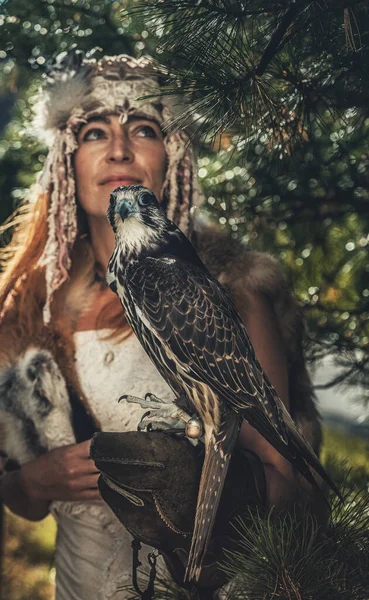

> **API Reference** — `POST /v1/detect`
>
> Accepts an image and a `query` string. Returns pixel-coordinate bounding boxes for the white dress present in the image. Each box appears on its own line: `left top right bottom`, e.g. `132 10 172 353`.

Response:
51 329 173 600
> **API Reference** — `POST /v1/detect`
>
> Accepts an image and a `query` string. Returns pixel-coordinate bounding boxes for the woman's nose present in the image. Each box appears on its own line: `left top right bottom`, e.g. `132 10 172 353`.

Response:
107 135 133 162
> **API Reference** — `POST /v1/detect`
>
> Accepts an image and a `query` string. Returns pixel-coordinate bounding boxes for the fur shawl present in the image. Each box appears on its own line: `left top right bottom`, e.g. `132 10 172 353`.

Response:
0 226 321 467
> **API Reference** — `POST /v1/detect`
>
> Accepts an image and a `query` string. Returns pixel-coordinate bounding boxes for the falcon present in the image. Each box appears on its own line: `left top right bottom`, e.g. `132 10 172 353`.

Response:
106 185 339 583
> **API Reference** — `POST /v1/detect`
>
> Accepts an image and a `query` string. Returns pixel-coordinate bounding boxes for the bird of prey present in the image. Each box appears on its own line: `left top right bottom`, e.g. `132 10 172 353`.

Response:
106 185 340 583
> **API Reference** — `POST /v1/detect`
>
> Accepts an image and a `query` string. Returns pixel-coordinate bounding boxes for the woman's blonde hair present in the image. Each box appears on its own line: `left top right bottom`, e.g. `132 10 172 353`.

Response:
0 195 50 335
0 192 129 339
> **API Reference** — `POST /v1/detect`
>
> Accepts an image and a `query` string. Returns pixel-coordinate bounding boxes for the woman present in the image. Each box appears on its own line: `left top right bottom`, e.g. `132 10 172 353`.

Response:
0 52 321 599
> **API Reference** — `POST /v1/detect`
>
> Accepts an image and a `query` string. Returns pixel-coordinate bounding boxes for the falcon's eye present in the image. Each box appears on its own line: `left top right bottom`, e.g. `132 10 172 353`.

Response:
138 193 153 207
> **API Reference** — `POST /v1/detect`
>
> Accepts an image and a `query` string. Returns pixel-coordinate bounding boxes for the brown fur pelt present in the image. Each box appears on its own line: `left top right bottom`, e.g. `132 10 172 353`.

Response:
0 239 99 464
0 226 321 466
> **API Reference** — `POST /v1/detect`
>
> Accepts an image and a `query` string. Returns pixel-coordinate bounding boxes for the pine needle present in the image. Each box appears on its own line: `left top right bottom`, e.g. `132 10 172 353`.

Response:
125 0 369 156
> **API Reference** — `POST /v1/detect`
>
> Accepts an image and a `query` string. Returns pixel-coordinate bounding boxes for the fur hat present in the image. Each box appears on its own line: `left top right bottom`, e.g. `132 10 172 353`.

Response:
35 50 202 322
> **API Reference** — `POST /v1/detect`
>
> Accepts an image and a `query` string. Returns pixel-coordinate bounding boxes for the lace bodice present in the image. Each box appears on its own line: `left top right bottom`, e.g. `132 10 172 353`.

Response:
52 329 173 600
74 328 173 432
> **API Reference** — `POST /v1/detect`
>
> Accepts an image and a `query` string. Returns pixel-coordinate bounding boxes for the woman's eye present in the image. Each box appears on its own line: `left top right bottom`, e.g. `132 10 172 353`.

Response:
136 125 157 138
81 127 107 142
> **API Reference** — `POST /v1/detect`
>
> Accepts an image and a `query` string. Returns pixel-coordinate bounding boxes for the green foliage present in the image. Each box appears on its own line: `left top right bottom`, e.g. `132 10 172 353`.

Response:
220 488 369 599
3 510 56 600
322 429 369 490
196 119 369 398
0 0 134 80
130 0 369 148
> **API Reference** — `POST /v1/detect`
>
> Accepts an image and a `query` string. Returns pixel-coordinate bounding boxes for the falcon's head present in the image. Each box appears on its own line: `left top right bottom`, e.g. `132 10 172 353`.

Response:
107 185 170 254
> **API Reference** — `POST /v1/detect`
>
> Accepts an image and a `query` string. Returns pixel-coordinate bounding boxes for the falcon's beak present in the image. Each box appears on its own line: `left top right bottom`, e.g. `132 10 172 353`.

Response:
115 198 137 222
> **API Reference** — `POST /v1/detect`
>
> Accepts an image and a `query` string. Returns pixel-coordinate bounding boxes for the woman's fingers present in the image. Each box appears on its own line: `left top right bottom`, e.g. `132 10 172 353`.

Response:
65 473 100 494
63 440 100 473
20 440 102 501
76 439 95 458
78 488 103 501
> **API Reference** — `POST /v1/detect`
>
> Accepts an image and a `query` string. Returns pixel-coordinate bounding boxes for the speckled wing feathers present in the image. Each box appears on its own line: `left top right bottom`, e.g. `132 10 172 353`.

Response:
126 257 288 443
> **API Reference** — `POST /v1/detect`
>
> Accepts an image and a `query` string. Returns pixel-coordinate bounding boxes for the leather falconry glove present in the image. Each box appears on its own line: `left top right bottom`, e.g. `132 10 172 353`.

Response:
90 431 266 597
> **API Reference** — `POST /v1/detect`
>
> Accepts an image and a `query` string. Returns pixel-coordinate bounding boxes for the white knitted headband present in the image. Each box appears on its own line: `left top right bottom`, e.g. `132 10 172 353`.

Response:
35 51 202 322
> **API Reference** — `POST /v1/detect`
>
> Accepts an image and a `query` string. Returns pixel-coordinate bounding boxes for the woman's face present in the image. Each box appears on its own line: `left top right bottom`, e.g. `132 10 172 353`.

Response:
74 114 167 219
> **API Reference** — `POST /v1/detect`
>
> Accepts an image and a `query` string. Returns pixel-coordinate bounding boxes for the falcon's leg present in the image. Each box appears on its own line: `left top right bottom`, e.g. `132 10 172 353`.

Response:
119 393 204 445
120 393 187 431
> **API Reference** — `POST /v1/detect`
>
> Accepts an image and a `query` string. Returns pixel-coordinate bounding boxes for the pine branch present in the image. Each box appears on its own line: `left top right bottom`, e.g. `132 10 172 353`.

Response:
127 0 369 151
220 483 369 599
314 358 369 389
254 0 308 77
122 476 369 599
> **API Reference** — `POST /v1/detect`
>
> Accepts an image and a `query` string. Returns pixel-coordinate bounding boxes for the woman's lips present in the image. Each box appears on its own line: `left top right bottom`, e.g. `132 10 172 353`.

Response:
100 177 141 187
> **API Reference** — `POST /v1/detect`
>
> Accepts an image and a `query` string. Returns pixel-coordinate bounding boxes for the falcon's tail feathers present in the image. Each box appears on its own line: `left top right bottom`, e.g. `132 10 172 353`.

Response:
184 438 233 583
289 426 343 502
245 401 342 502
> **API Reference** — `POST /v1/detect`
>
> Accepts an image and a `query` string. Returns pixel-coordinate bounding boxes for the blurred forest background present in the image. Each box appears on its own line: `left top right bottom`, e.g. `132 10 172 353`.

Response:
0 0 369 598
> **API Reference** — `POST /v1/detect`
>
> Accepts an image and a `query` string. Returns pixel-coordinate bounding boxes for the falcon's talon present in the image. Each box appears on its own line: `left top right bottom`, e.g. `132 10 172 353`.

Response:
144 392 166 403
119 392 203 445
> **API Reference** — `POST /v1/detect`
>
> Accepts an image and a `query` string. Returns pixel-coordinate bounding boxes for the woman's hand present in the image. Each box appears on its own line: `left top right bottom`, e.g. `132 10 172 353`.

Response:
22 440 100 501
1 440 100 521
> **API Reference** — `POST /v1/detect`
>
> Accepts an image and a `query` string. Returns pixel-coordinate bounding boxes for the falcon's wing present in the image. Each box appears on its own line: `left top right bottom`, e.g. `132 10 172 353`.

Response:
126 255 289 446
